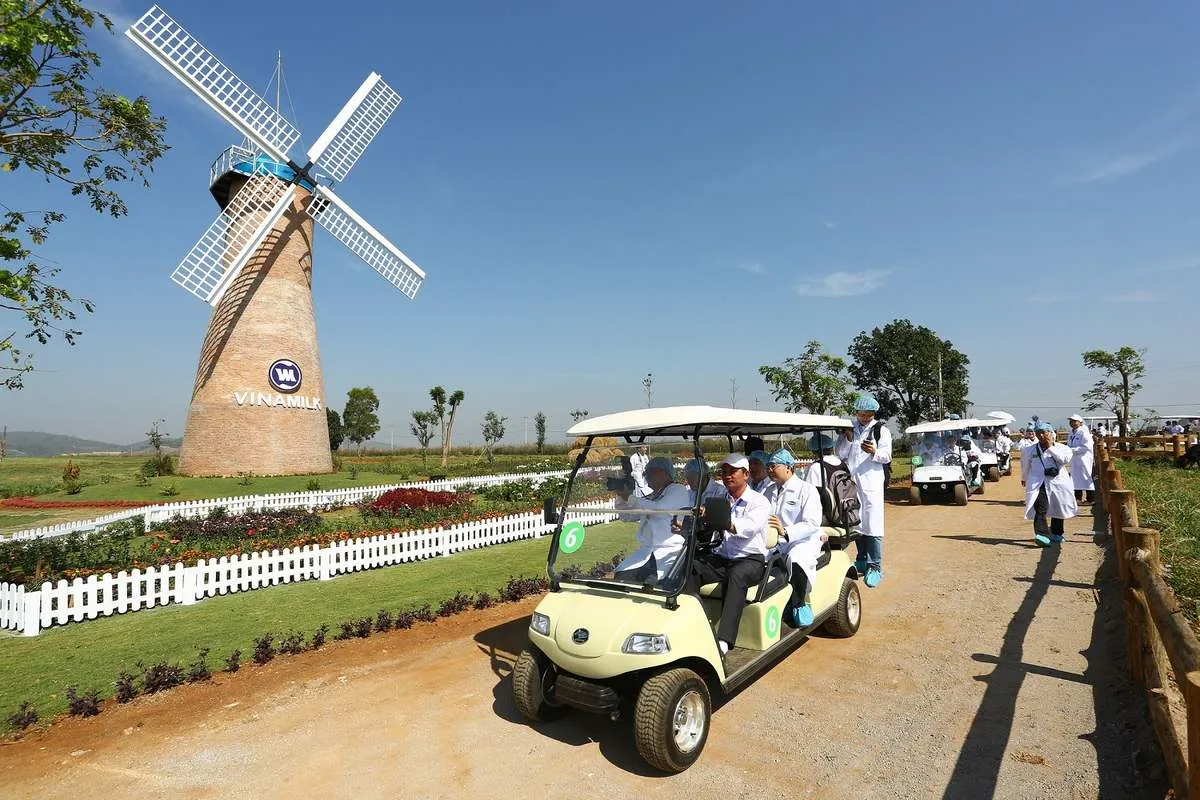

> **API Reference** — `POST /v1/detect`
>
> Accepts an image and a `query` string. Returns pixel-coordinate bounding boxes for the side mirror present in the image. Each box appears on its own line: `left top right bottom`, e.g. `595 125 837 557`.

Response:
702 497 731 533
911 456 923 467
542 498 558 525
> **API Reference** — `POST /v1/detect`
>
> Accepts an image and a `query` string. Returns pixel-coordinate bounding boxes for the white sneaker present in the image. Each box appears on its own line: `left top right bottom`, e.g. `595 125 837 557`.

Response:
718 640 730 655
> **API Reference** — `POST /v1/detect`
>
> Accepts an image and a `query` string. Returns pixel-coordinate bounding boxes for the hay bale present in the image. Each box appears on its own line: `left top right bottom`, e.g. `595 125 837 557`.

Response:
566 436 625 464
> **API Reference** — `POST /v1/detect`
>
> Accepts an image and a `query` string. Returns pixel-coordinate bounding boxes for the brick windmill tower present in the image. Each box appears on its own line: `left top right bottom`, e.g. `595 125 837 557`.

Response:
126 6 426 476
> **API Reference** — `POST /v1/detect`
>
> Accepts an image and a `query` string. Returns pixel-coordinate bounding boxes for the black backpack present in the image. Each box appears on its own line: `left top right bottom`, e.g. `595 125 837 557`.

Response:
817 461 862 529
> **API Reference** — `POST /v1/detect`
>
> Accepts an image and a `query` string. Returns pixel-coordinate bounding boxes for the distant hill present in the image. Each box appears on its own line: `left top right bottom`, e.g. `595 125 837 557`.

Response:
0 431 182 457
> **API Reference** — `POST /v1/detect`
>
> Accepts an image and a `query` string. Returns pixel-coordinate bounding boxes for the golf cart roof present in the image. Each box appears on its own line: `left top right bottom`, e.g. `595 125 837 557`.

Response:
985 410 1016 423
566 405 852 438
905 418 1000 434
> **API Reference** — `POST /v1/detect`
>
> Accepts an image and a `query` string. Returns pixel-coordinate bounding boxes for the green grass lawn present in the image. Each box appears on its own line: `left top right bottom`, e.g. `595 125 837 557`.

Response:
0 521 635 731
1120 461 1200 621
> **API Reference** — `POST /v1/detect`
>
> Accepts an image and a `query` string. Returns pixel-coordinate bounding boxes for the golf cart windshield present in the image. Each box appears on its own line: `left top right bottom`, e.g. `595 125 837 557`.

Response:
907 419 974 467
544 406 852 599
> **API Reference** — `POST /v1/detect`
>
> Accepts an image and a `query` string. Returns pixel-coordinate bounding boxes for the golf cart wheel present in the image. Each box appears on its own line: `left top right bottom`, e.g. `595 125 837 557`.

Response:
822 577 862 638
974 480 985 496
909 486 922 505
634 668 711 773
512 647 564 722
953 484 969 506
985 466 1001 482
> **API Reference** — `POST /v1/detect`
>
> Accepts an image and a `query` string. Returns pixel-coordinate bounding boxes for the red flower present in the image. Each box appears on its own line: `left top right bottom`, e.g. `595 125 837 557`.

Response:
150 543 159 550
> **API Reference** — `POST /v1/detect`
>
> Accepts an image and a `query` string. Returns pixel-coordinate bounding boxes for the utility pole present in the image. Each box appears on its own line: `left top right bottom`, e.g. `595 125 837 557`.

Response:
522 416 530 446
937 350 944 418
729 378 738 408
642 373 653 407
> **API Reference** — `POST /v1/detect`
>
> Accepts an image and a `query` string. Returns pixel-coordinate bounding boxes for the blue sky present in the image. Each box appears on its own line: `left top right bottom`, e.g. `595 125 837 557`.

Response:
4 0 1200 445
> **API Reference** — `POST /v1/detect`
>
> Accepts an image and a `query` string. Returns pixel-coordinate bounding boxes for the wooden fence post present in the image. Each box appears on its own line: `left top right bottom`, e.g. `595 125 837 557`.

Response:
1174 435 1186 460
1109 489 1135 584
1186 670 1200 799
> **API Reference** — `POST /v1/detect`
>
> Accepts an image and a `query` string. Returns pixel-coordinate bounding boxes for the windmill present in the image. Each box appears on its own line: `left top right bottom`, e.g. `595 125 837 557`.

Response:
125 5 426 476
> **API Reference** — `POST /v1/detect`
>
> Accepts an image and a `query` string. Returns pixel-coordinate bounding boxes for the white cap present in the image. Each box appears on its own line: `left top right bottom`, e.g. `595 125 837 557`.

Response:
721 453 749 470
1068 414 1084 422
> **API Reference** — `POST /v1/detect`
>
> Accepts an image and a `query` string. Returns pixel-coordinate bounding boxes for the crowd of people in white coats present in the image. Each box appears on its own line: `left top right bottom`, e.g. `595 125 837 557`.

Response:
1013 414 1095 547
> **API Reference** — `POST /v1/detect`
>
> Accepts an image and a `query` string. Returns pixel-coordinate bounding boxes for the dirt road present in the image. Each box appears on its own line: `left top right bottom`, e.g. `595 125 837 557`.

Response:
0 472 1165 799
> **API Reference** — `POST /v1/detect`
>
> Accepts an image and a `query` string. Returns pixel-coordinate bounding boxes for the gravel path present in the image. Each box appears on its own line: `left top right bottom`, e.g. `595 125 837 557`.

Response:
0 469 1166 799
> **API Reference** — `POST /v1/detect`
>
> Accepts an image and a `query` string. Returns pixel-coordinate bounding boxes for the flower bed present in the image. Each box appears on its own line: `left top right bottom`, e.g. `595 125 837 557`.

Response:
0 497 150 510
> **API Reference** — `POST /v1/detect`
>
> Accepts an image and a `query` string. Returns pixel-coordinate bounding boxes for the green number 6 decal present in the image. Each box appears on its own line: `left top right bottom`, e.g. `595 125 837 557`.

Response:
559 521 585 554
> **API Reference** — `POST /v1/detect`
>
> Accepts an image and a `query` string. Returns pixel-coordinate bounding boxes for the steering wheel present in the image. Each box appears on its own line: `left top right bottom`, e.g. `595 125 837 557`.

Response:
942 453 962 467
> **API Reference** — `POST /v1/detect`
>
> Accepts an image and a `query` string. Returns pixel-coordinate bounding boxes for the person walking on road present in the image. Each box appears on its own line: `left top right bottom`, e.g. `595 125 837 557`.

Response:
1067 414 1095 504
1021 422 1078 546
836 394 892 587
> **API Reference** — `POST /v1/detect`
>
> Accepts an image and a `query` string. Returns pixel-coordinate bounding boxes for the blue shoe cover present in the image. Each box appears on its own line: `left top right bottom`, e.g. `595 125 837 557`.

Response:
854 558 869 575
1050 533 1064 544
791 604 814 627
1034 533 1051 547
865 567 883 588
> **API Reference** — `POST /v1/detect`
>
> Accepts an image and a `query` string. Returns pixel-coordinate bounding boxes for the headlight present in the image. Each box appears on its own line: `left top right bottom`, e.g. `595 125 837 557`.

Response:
622 633 670 654
531 612 551 636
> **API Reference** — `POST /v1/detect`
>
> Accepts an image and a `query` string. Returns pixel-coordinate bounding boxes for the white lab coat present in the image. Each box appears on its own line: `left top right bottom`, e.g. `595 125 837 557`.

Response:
629 451 650 495
1016 437 1037 451
835 420 892 538
1021 443 1078 521
996 434 1013 453
1067 425 1095 491
763 475 823 593
714 487 771 560
751 475 772 494
614 482 691 579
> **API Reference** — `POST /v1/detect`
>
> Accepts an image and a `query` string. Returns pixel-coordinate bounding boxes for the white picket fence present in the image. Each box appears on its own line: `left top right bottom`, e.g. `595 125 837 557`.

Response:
4 468 586 542
0 498 619 636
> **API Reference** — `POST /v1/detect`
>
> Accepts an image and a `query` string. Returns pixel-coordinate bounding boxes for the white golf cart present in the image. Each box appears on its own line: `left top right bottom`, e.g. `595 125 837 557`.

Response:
906 418 985 505
965 419 1010 482
512 407 860 773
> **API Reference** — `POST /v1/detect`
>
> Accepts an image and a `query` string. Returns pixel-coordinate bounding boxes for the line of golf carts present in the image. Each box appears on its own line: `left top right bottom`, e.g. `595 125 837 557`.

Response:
906 412 1015 506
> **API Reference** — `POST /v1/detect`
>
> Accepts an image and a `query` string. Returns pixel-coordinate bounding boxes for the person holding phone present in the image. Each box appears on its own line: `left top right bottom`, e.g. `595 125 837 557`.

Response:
835 394 892 587
1020 422 1078 546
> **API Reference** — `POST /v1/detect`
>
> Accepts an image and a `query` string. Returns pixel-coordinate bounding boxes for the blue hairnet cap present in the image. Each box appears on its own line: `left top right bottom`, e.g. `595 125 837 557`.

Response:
748 449 769 465
853 394 880 412
767 448 796 466
809 433 835 451
960 433 973 441
644 456 675 480
1034 422 1054 432
683 457 708 477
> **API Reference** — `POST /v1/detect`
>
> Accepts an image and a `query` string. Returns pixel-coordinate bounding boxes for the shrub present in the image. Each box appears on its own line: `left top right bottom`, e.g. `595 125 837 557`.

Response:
99 474 114 484
115 670 140 703
133 473 151 487
159 483 180 497
305 479 321 491
353 617 372 638
374 609 393 632
438 591 473 617
331 454 343 472
66 685 101 717
278 631 306 655
62 460 81 483
413 603 436 623
187 648 212 682
335 620 355 641
252 633 276 665
394 609 416 629
481 479 538 504
349 465 359 480
237 471 255 486
365 487 468 519
224 650 242 672
498 575 551 603
63 479 83 495
473 592 494 610
141 454 175 478
7 701 38 730
310 624 329 650
141 661 184 694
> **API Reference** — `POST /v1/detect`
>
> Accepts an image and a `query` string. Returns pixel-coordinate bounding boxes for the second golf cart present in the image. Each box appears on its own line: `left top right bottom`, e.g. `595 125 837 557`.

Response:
511 406 861 773
906 417 986 505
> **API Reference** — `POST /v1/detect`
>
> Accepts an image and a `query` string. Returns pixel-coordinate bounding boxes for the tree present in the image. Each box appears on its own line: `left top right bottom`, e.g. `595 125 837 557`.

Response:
410 409 437 463
1 2 168 389
569 409 590 423
1081 346 1147 438
847 320 970 430
430 386 465 467
481 411 507 463
759 340 857 415
342 387 380 454
642 373 653 406
325 408 344 451
534 411 546 454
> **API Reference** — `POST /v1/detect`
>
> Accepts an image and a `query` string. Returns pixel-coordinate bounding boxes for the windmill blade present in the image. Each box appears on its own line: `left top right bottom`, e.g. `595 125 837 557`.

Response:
306 73 402 183
171 167 297 306
306 186 425 299
126 5 299 163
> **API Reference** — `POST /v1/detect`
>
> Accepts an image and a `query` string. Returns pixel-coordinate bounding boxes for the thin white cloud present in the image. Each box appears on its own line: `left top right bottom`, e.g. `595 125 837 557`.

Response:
1107 290 1162 303
795 270 888 297
1067 140 1190 184
738 261 767 275
821 220 836 230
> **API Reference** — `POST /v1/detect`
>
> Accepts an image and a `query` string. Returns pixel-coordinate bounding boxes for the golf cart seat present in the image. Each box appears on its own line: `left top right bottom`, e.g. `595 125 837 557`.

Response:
698 523 788 601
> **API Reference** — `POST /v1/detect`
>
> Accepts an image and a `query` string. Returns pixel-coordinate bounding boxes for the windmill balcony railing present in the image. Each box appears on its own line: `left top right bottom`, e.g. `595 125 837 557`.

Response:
209 144 258 189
